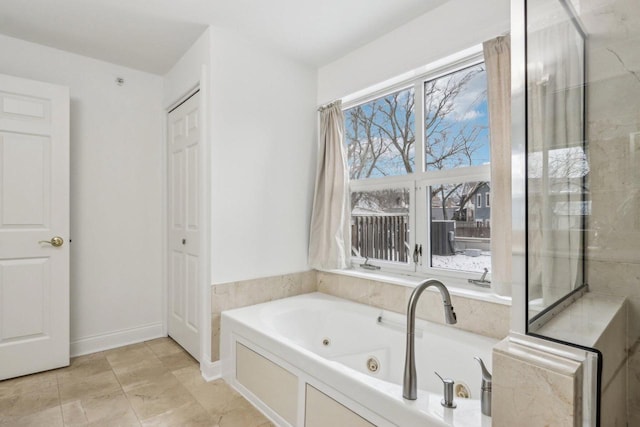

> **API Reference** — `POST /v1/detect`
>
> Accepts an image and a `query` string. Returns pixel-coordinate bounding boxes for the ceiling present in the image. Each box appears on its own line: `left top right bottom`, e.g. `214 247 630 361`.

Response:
0 0 447 75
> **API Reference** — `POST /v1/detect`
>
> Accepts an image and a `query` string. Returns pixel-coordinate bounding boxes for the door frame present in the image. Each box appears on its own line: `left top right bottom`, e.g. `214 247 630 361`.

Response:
163 65 213 377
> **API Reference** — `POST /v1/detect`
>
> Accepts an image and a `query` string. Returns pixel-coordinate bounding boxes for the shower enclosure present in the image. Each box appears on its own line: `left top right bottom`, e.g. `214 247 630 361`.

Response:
516 0 640 424
525 0 587 328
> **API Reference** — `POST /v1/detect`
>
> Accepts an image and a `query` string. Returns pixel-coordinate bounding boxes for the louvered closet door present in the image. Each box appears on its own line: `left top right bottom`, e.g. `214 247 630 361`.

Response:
167 91 200 361
0 73 70 380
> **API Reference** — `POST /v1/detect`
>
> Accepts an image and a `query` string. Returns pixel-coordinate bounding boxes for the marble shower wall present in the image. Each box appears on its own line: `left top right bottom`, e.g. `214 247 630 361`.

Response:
581 0 640 423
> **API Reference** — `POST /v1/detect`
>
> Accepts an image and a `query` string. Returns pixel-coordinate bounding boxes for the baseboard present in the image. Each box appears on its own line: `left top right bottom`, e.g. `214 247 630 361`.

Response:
201 359 221 381
70 322 165 357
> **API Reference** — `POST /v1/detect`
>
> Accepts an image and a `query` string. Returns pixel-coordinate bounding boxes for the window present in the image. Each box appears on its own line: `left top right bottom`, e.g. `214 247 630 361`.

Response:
486 192 490 207
351 187 411 264
344 87 415 180
345 56 491 276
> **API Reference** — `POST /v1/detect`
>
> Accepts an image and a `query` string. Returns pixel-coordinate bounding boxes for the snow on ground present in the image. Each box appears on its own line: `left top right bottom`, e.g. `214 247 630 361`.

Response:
432 253 491 273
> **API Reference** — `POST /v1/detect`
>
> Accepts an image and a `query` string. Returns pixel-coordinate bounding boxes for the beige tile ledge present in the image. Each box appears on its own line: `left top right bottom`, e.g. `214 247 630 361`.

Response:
319 268 512 306
535 293 626 347
493 335 586 376
535 293 627 387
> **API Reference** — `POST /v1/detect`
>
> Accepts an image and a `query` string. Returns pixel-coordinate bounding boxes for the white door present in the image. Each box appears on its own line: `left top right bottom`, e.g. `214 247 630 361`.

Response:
167 91 200 361
0 74 70 380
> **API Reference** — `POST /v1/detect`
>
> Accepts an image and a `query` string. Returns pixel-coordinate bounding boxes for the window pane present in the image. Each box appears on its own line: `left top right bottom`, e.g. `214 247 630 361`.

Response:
430 182 491 273
351 188 410 263
344 88 415 179
424 64 490 171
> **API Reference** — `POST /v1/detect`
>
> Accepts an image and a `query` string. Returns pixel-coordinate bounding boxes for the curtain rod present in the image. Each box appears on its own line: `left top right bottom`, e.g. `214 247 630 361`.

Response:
317 100 341 112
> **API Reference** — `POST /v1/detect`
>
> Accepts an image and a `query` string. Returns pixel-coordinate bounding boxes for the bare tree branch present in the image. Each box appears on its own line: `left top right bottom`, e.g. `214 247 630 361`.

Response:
346 65 487 212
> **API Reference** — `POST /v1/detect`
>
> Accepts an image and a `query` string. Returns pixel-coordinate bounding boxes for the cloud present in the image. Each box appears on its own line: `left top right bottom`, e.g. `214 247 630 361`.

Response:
459 110 482 121
430 64 488 123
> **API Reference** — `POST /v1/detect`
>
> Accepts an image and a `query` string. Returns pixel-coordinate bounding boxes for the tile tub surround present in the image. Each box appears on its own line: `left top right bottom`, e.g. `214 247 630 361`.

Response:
492 338 584 427
0 338 272 426
211 271 317 360
212 270 510 362
317 271 510 340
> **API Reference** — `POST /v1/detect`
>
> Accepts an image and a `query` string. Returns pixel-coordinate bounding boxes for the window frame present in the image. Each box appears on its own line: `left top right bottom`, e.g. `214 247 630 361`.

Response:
349 176 416 274
344 47 491 281
415 165 490 279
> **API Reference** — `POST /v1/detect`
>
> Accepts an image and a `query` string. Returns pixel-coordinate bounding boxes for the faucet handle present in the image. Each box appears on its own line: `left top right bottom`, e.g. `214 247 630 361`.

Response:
474 357 492 417
434 371 457 409
474 357 492 389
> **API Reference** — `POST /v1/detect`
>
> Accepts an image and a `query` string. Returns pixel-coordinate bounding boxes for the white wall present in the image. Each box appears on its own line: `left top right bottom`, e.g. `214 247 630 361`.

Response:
163 28 214 368
163 28 212 108
209 26 317 284
0 34 165 355
317 0 510 104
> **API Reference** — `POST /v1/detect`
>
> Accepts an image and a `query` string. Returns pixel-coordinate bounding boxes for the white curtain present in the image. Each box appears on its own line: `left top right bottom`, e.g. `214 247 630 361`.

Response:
308 101 350 270
483 35 512 297
527 20 584 305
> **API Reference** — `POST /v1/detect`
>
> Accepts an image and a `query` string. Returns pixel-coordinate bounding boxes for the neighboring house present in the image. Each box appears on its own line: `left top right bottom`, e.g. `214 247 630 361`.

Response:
431 204 458 221
451 182 491 226
431 193 461 221
473 182 491 226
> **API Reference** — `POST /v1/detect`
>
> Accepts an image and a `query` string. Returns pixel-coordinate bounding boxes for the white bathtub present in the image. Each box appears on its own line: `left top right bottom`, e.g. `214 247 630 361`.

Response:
220 292 496 427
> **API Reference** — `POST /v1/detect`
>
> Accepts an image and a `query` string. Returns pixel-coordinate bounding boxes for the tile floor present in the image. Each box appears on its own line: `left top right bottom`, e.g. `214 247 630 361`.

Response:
0 338 273 426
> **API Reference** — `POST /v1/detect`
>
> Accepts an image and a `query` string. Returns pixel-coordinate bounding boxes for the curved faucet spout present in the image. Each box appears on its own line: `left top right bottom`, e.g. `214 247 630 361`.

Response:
403 279 457 400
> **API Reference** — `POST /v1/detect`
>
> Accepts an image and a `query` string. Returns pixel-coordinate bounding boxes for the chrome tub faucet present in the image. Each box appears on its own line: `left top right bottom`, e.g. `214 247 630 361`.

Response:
403 279 457 400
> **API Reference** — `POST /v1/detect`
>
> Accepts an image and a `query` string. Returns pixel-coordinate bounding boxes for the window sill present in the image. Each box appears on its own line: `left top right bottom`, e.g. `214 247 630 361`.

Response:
319 267 512 307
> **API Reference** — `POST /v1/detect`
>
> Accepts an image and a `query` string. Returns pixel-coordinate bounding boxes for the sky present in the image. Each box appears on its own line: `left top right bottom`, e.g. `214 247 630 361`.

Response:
426 63 490 168
344 63 490 178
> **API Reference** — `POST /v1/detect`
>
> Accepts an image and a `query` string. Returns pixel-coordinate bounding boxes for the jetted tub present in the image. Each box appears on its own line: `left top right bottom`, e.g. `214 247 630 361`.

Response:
220 292 496 426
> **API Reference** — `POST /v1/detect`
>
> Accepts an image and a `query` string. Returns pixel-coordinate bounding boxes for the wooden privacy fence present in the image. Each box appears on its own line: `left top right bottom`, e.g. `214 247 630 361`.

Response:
455 223 491 238
351 215 409 263
352 216 490 262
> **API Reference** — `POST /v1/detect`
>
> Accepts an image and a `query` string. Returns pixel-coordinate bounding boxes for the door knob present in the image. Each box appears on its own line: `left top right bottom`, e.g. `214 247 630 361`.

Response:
39 236 64 247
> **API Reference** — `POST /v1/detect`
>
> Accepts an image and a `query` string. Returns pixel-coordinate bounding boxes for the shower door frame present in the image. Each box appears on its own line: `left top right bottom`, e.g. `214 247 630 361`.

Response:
511 0 601 425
